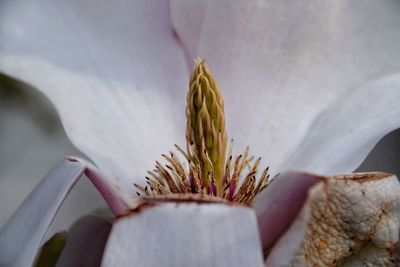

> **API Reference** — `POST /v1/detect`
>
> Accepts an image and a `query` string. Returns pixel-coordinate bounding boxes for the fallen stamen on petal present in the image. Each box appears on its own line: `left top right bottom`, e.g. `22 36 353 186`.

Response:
135 59 269 204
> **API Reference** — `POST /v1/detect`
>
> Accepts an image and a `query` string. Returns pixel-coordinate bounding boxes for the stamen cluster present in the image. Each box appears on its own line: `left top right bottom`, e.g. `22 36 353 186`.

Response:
135 59 269 204
135 142 269 203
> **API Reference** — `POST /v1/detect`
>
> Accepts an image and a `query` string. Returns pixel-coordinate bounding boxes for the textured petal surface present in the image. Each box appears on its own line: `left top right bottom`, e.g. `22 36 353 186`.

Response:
102 199 264 267
283 75 400 174
0 0 189 187
264 172 400 266
0 160 85 267
56 216 112 267
171 0 400 174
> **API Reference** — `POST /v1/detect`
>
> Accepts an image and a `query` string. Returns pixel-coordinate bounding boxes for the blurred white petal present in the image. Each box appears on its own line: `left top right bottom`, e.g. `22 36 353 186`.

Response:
0 160 85 267
283 75 400 174
0 0 188 187
56 216 112 267
171 0 400 174
169 1 207 67
102 199 264 267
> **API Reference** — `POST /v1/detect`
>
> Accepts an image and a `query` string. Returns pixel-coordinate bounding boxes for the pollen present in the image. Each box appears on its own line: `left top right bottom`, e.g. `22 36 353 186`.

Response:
135 59 269 204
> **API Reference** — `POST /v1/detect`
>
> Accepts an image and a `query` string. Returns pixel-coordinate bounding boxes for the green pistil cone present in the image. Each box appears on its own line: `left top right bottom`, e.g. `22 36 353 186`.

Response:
186 59 227 194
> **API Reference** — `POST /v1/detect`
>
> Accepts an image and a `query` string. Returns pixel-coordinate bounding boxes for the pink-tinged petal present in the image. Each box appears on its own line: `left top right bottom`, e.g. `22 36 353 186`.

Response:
254 173 321 251
69 157 133 216
283 75 400 174
55 216 112 267
0 159 84 267
102 198 264 267
261 172 400 265
0 0 188 186
171 1 400 175
0 158 133 266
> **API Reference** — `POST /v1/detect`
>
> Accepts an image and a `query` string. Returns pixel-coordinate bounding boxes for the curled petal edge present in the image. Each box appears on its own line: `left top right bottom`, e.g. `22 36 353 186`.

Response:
0 157 134 267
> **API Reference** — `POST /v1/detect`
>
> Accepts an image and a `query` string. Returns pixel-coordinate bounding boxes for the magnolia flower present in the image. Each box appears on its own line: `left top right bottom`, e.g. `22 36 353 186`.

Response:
1 0 400 266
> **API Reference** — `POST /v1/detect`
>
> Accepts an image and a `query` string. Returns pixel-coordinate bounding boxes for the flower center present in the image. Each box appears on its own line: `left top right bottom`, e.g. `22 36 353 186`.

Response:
134 59 269 204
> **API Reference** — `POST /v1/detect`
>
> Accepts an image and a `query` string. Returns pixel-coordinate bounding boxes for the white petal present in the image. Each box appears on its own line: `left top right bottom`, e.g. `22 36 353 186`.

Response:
0 158 136 267
265 173 400 266
56 216 112 267
254 173 321 251
171 0 400 174
0 0 189 186
0 159 85 267
102 199 264 267
169 1 208 67
282 75 400 174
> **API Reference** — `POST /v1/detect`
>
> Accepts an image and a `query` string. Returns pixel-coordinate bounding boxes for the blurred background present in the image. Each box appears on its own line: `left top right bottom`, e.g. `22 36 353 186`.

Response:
0 75 399 232
0 75 108 233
